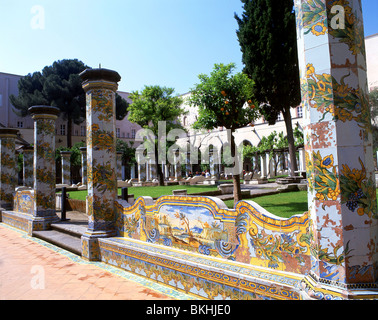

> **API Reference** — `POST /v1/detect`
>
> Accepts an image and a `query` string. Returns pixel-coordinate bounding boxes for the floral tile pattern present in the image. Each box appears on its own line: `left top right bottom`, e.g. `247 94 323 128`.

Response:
295 0 378 287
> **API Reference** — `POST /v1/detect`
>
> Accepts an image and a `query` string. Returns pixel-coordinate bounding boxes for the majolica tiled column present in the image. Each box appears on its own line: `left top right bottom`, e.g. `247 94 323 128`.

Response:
0 128 18 210
80 147 87 185
80 68 121 261
295 0 377 298
60 151 72 185
21 145 34 188
29 106 60 230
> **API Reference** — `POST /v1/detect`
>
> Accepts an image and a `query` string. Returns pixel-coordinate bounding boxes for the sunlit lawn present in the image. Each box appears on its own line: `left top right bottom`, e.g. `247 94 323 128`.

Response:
64 185 219 202
224 191 308 218
62 188 378 219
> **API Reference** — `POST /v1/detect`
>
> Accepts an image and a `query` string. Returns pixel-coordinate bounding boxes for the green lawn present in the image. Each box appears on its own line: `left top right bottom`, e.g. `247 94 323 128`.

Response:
224 191 308 218
64 184 219 201
62 188 378 220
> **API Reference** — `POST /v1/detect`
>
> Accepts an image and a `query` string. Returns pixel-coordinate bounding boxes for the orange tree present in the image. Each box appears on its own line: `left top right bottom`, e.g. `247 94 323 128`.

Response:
189 63 259 206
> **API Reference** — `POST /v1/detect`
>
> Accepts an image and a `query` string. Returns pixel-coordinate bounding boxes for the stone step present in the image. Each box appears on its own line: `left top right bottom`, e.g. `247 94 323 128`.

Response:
32 223 86 256
51 222 87 238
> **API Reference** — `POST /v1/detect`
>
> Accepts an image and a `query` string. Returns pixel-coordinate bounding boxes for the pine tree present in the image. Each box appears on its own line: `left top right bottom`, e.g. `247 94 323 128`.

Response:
235 0 301 177
10 59 129 147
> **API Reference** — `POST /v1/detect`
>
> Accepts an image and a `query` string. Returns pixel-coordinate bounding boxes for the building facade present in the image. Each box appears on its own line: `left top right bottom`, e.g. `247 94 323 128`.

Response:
0 75 141 148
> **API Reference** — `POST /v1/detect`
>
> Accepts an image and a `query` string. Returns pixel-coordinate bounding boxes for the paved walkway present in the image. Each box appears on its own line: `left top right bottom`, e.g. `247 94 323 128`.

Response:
0 223 194 300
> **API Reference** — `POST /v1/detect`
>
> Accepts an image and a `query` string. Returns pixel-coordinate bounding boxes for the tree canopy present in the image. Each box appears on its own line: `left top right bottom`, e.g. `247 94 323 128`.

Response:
189 63 260 205
128 85 186 185
189 63 258 131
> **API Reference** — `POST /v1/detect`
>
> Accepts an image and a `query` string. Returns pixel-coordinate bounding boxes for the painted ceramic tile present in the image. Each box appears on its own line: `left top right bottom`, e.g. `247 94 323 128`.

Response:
0 136 17 206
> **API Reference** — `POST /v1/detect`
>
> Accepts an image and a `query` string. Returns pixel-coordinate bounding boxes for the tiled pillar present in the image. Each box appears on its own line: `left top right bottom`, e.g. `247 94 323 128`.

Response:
295 0 377 297
0 128 18 210
60 151 72 185
80 68 121 261
29 106 60 230
80 147 87 185
21 145 34 188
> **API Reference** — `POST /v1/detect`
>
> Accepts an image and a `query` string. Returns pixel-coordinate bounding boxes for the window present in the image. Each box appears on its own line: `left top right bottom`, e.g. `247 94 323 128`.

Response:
17 121 24 128
297 106 303 118
131 129 136 139
81 126 86 136
116 128 120 138
60 124 66 135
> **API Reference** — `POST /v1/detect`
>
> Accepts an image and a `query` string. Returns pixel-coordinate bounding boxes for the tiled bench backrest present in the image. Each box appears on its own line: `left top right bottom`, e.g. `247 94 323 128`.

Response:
115 195 311 274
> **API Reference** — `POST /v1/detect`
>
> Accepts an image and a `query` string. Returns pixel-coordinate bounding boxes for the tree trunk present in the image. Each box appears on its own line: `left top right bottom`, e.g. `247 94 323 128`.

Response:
230 129 242 207
155 145 165 186
282 106 298 177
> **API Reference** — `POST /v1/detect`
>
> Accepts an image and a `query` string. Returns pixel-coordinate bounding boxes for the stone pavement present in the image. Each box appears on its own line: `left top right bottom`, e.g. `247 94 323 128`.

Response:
0 223 195 300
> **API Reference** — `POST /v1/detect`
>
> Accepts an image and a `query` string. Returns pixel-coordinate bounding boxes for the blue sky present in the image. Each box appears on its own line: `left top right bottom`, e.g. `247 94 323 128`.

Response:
0 0 377 95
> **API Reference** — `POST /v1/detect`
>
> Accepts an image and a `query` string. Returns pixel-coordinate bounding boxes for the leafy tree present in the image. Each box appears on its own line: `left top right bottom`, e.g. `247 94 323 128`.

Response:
128 85 185 186
235 0 301 177
189 63 259 205
10 59 129 147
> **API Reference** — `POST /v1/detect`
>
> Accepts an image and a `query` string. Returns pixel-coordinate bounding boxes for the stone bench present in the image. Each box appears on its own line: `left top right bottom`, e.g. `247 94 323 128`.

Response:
172 189 187 196
111 195 310 300
99 236 302 300
218 183 234 194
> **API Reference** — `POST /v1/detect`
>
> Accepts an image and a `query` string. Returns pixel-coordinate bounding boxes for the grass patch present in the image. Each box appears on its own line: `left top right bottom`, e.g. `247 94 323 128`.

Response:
61 189 378 220
224 191 308 218
64 184 219 202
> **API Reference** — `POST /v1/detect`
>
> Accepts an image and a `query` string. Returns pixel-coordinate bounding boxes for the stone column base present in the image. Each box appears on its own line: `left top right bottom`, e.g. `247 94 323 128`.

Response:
81 230 116 261
1 210 59 236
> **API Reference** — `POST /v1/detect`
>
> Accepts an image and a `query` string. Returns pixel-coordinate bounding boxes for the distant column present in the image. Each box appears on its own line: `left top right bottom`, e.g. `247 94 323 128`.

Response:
60 151 72 185
0 128 18 210
80 68 121 261
117 151 123 181
80 147 87 185
260 153 267 179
